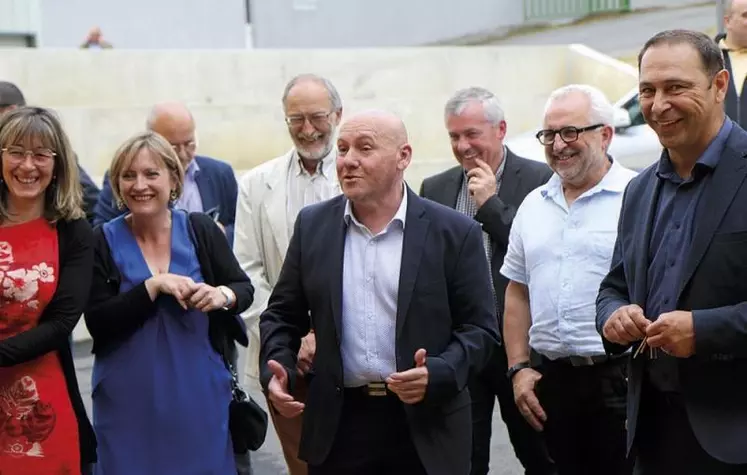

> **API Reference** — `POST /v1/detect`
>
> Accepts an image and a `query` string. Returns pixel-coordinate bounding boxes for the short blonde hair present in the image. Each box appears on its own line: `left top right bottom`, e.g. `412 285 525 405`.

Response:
0 106 84 224
109 131 184 208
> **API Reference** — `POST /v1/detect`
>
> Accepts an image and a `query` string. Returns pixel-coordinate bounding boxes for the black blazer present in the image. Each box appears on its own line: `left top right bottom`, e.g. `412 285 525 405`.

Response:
259 188 500 475
85 212 253 357
0 218 97 467
419 148 553 331
596 120 747 463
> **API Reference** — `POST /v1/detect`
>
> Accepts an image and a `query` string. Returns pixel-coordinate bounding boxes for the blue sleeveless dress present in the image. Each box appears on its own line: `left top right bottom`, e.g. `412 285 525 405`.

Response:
92 211 235 475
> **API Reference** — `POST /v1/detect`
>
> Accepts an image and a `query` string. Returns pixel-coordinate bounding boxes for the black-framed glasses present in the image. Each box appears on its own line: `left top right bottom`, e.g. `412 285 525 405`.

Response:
1 146 57 166
284 111 335 128
535 123 604 146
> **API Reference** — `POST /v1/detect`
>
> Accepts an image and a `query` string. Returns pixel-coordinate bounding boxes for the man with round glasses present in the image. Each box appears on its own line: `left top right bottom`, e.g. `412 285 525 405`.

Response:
233 73 343 475
501 84 637 475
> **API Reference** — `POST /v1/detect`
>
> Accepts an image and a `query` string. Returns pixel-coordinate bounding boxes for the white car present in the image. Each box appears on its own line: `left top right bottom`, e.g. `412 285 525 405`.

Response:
505 88 662 171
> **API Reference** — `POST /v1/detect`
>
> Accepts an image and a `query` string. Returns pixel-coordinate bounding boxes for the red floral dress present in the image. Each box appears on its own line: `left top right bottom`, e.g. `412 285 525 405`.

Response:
0 218 80 475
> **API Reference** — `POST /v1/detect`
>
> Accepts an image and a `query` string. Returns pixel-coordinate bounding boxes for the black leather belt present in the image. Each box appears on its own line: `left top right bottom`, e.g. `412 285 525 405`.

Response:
532 349 624 367
344 382 391 397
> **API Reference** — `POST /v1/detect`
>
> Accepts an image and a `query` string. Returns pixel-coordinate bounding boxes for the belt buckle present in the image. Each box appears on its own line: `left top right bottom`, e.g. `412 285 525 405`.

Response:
366 382 387 397
570 356 595 367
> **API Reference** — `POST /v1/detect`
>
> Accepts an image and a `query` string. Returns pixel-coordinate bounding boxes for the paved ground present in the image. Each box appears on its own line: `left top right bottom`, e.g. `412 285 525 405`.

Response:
488 3 719 58
72 341 524 475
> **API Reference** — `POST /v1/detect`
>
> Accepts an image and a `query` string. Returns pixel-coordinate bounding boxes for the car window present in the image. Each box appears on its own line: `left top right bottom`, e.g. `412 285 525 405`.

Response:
623 94 647 127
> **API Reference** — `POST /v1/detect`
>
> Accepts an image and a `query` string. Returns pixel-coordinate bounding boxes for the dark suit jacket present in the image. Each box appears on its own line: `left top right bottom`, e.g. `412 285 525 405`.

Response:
596 120 747 464
92 155 238 244
259 188 500 475
77 164 101 226
419 148 552 331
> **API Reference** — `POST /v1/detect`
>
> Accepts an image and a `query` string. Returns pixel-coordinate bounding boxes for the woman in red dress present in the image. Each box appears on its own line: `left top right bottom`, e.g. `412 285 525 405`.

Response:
0 107 96 475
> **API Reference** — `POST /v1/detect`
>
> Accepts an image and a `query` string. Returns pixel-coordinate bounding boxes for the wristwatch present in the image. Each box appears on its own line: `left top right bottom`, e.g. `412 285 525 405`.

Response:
218 286 235 311
506 361 532 381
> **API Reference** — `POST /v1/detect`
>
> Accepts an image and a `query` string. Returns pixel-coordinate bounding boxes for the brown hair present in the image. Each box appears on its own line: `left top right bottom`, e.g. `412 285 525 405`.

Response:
108 131 184 208
0 106 84 224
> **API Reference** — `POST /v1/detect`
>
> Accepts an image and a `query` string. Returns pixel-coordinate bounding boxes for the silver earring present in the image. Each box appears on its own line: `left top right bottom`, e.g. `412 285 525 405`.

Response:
170 190 177 202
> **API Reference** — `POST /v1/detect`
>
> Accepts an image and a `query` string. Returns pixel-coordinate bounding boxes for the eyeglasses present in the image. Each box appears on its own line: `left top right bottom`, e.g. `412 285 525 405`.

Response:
535 124 604 146
1 146 57 165
284 111 335 129
170 140 197 153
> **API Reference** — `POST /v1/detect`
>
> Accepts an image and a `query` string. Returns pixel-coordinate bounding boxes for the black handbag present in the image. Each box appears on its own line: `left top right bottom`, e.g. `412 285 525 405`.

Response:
222 353 269 453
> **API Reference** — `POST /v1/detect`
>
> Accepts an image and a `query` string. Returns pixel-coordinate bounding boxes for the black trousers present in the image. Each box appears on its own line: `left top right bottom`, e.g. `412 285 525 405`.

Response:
535 355 633 475
469 346 556 475
308 387 427 475
634 382 747 475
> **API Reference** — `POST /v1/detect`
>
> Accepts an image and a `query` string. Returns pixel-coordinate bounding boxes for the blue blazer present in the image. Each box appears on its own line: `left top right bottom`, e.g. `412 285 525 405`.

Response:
92 155 238 245
597 120 747 464
259 187 500 475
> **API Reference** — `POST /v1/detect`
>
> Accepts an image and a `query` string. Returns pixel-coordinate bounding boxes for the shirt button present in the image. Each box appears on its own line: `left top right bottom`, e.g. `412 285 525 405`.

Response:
674 222 681 230
668 260 675 267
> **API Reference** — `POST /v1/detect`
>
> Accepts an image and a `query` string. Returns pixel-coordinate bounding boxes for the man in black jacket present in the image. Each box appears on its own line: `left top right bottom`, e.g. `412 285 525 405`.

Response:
0 81 100 225
420 87 556 475
716 0 747 127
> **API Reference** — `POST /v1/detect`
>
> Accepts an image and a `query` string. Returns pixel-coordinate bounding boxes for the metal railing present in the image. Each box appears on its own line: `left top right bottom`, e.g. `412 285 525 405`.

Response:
523 0 631 22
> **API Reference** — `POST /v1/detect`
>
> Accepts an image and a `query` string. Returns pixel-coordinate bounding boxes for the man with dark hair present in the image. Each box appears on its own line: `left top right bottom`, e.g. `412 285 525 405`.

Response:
0 81 101 225
598 29 747 473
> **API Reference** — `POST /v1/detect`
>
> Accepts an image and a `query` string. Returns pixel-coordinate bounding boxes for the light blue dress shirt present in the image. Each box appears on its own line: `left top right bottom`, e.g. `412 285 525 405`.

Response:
176 159 204 213
500 159 636 359
340 188 408 387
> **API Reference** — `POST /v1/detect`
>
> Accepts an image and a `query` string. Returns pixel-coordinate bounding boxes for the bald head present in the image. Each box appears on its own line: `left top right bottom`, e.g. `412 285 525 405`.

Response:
336 109 412 206
726 0 747 49
146 102 197 166
340 109 408 147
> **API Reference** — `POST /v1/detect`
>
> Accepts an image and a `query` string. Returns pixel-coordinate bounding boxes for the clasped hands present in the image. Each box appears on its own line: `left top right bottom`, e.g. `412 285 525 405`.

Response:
145 273 230 312
602 304 695 358
267 348 429 418
515 305 695 432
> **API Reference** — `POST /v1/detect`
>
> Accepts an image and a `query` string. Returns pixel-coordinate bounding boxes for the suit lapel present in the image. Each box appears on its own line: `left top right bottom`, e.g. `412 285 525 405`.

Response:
396 190 430 339
194 158 217 211
497 151 521 209
633 171 660 307
434 168 463 208
677 144 747 300
328 198 346 344
263 152 293 254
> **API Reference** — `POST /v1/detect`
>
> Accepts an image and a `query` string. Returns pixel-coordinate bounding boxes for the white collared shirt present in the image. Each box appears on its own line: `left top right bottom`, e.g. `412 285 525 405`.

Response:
500 158 637 359
285 148 338 234
340 185 408 386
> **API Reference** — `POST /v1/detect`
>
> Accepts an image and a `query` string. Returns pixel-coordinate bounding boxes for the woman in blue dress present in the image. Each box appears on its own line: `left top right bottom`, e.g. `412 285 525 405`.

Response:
84 131 253 475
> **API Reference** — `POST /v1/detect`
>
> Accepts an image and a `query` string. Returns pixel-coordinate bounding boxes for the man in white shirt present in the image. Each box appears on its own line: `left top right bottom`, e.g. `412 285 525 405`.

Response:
233 73 342 475
501 84 637 475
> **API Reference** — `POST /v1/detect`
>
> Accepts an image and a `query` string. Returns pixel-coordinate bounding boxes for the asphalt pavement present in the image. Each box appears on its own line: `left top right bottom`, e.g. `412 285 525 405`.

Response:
488 3 719 58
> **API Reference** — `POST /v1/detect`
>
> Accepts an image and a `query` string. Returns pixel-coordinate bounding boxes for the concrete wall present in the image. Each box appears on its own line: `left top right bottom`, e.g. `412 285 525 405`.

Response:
250 0 523 48
38 0 247 49
0 45 636 190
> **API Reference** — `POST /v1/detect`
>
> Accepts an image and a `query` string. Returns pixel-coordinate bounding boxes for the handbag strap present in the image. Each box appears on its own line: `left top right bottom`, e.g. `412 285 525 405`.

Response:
184 210 248 402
